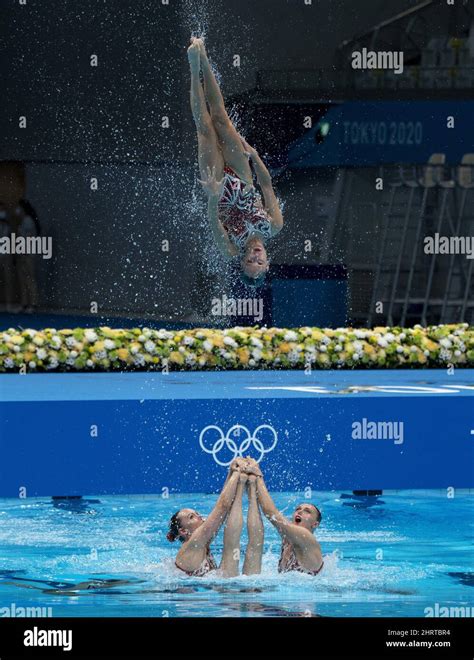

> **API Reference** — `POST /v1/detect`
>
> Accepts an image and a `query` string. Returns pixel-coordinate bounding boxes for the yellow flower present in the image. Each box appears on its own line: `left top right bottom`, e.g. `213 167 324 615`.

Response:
278 342 290 353
91 341 105 352
237 348 250 364
117 348 129 361
169 351 184 364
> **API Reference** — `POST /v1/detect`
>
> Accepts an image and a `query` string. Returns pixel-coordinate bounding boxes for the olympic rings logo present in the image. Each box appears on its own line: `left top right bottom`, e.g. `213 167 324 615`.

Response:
199 424 278 466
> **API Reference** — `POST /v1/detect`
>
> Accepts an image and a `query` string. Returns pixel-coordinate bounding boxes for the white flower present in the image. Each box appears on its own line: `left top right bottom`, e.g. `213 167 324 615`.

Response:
183 336 195 346
439 338 452 349
223 336 237 347
396 346 404 353
4 357 14 368
94 350 107 359
385 333 395 343
86 359 94 367
84 329 98 343
377 337 388 348
49 335 62 349
424 350 430 356
249 359 256 366
251 349 262 360
353 341 363 352
66 357 76 366
144 340 155 354
334 344 342 352
185 354 196 365
104 339 116 350
250 337 263 348
70 351 78 358
48 357 59 368
288 350 300 363
454 350 461 357
36 348 47 360
178 346 185 354
319 344 327 352
65 337 77 348
203 340 213 352
157 329 173 340
138 334 146 343
439 348 451 361
28 361 36 369
321 335 331 345
284 331 298 341
12 346 20 353
130 345 140 355
133 354 145 366
354 330 367 339
353 353 360 360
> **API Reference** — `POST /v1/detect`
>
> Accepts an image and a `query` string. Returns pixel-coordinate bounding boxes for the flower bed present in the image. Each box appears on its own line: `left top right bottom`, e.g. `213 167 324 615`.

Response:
0 324 473 373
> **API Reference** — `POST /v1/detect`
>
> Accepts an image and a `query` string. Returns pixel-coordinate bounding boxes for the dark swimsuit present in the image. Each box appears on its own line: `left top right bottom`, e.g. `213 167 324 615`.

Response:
175 547 218 577
278 539 324 576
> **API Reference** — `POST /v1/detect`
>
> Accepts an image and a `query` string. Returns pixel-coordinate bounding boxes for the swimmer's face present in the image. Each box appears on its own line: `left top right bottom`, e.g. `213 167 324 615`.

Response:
178 508 204 539
241 241 269 278
293 503 320 532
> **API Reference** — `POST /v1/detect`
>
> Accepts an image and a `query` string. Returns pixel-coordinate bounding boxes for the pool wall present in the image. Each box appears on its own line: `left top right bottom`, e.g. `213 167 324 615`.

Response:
1 371 473 497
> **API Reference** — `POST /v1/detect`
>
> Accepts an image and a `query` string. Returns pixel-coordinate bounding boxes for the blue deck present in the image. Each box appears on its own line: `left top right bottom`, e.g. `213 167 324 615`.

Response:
0 370 473 496
2 369 474 401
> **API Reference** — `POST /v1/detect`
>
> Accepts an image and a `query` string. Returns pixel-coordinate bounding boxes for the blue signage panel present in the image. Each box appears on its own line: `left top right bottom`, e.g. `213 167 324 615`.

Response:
0 371 473 496
288 101 474 167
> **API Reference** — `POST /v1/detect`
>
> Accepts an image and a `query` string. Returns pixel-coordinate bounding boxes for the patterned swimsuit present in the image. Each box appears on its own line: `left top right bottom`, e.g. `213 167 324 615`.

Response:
218 165 273 251
175 547 218 577
278 539 324 576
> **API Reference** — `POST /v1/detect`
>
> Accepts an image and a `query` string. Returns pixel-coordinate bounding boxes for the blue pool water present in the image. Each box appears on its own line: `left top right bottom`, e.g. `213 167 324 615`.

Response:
0 490 472 617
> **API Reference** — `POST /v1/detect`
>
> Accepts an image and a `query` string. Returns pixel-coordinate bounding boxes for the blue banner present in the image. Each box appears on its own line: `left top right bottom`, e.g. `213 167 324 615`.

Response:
288 101 474 167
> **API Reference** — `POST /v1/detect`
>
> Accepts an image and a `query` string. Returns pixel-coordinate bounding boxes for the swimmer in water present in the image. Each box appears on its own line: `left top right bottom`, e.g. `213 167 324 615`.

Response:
256 476 324 576
187 36 284 288
167 457 264 577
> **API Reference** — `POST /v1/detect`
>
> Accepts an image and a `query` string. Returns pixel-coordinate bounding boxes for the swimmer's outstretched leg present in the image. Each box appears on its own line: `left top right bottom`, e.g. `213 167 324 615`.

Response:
196 38 253 185
220 473 246 577
243 475 264 575
188 38 224 183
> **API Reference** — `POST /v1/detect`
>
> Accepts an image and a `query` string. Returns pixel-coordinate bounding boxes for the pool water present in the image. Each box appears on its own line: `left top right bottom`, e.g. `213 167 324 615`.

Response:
0 490 472 617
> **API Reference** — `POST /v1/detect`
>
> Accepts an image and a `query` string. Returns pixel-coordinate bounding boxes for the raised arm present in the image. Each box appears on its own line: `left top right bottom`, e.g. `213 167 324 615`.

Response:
207 194 238 259
241 139 284 234
197 166 238 259
191 468 241 547
256 477 314 549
